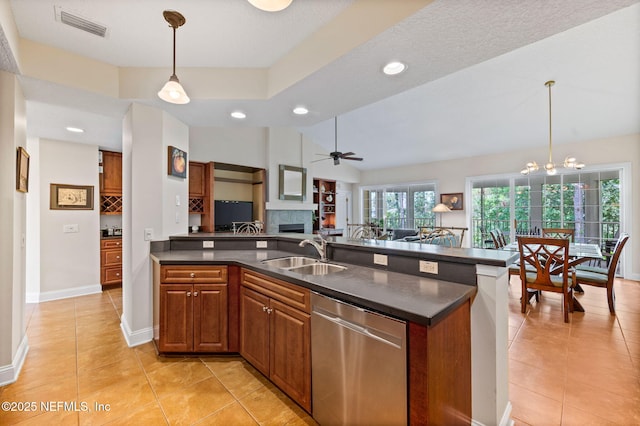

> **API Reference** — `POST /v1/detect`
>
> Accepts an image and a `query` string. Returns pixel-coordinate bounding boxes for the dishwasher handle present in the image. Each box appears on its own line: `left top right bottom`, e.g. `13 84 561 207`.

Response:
312 306 404 349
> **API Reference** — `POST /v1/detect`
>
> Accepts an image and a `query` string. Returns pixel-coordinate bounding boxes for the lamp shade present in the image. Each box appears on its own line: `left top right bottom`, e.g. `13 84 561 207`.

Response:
158 76 190 104
248 0 293 12
432 203 452 213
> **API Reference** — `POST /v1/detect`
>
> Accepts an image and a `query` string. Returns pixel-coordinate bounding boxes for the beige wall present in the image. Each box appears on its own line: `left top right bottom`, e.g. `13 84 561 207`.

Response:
356 134 640 279
0 70 27 385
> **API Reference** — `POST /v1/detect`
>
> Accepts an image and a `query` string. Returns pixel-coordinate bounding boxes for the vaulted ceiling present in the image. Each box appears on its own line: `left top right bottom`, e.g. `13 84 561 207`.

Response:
3 0 639 170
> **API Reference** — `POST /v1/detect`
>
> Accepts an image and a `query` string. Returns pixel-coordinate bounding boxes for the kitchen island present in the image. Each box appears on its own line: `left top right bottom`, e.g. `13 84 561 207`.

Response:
151 233 517 425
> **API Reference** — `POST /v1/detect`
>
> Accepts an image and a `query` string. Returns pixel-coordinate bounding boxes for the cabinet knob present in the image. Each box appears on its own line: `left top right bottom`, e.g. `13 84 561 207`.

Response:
116 242 121 246
267 308 273 314
190 273 196 278
187 291 191 297
193 291 198 297
116 255 120 259
262 306 268 312
116 273 120 276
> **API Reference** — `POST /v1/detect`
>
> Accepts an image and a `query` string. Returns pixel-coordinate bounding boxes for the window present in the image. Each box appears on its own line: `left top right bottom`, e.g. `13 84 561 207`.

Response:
471 168 623 267
362 183 436 229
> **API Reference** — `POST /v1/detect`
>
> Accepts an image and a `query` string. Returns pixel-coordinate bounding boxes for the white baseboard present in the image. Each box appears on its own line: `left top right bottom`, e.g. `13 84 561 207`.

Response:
120 314 153 348
35 284 102 303
0 334 29 387
471 401 513 426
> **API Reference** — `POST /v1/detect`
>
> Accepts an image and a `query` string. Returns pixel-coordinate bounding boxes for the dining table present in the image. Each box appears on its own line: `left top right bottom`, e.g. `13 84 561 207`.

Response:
502 241 603 312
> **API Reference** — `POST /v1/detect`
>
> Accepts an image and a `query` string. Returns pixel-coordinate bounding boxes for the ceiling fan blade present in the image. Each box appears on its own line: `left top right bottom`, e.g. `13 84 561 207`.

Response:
311 157 331 163
342 156 363 161
340 152 355 157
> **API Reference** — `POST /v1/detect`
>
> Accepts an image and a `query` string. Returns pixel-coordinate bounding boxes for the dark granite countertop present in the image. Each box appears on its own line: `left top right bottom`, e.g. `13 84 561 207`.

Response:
150 248 478 327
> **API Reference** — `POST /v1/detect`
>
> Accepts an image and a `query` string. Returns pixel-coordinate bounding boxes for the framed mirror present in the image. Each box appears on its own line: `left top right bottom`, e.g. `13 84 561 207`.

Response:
279 164 307 201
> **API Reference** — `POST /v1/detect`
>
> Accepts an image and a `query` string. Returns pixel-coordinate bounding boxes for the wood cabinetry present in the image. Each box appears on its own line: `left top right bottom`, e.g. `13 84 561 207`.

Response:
100 238 122 287
158 265 229 353
189 161 210 217
240 269 311 412
99 150 122 214
313 178 336 232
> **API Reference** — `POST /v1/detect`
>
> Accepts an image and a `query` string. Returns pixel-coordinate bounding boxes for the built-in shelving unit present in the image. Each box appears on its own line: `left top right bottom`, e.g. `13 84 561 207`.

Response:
313 178 336 233
188 161 265 232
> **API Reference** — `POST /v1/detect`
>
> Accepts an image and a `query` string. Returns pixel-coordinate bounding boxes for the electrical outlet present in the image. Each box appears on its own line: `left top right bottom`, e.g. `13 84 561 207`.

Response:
256 241 268 248
373 253 388 266
144 228 153 241
203 241 214 248
419 260 438 274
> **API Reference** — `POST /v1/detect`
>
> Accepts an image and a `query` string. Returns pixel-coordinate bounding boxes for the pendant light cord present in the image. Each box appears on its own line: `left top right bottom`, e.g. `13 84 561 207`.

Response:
547 80 554 164
171 25 177 78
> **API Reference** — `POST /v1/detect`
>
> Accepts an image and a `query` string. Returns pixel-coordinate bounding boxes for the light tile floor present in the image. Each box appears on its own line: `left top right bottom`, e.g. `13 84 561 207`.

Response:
1 278 639 425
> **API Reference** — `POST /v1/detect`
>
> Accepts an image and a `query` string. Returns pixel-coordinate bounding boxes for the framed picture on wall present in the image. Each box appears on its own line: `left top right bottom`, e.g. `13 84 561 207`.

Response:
168 146 187 178
16 147 30 193
441 192 463 211
50 184 94 210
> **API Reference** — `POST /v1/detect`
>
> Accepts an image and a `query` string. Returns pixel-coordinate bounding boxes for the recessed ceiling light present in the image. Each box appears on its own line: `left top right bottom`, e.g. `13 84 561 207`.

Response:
293 106 309 115
230 111 246 119
66 126 84 133
383 61 407 76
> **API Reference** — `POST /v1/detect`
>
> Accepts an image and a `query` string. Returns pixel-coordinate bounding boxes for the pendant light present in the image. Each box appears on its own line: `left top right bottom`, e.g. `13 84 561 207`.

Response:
158 10 190 105
247 0 293 12
521 80 584 175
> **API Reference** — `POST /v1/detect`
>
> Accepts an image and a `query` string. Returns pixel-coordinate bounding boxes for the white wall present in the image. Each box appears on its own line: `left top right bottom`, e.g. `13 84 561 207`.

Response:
25 136 40 301
356 134 640 279
189 126 267 168
121 104 189 347
38 139 100 299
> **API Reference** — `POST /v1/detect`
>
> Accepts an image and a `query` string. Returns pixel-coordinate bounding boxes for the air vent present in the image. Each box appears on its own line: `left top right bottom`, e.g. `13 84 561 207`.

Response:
56 7 107 38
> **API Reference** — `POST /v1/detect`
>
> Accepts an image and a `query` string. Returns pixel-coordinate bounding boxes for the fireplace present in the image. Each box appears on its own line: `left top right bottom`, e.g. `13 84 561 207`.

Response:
279 223 305 233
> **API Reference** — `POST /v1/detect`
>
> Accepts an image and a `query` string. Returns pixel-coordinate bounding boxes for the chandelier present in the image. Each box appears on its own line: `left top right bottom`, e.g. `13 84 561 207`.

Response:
521 80 584 175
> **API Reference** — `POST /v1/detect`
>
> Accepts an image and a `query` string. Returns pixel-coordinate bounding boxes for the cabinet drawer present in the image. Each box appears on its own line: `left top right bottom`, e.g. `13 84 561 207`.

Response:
241 269 310 313
162 265 228 284
102 250 122 266
101 238 122 249
102 267 122 284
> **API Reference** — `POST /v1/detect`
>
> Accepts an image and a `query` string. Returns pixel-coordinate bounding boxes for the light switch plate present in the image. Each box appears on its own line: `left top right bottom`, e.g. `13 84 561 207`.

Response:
175 195 180 206
373 253 388 266
63 224 79 233
144 228 153 241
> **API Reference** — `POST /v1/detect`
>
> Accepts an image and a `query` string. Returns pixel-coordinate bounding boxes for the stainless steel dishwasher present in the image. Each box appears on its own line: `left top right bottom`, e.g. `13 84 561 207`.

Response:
311 292 407 426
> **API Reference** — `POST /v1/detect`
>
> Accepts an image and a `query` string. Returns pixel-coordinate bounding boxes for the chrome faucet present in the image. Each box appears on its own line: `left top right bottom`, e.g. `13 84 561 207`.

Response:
299 235 328 261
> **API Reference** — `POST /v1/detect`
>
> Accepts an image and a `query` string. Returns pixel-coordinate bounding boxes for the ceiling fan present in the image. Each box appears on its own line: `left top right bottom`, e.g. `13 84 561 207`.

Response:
314 117 363 165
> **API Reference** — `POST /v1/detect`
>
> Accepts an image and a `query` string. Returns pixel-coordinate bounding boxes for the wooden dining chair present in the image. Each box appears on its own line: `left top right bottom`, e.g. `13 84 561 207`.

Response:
491 229 521 280
518 236 575 323
542 228 575 242
574 233 629 314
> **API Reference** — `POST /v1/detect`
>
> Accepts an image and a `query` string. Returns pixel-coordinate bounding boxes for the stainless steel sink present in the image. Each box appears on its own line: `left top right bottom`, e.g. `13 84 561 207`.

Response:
261 256 319 268
287 263 347 275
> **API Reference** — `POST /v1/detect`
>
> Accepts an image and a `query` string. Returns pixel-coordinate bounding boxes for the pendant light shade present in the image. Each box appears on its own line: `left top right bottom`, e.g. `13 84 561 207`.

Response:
158 11 190 105
521 80 584 175
248 0 293 12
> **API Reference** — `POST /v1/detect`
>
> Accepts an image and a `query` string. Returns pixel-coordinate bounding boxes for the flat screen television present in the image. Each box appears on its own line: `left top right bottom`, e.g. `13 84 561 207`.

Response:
215 200 253 231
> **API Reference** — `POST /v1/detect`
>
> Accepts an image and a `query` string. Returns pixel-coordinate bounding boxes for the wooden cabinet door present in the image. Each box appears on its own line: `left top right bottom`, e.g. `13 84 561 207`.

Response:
240 286 270 376
194 284 228 352
269 299 311 412
101 151 122 195
159 284 193 353
189 162 206 197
